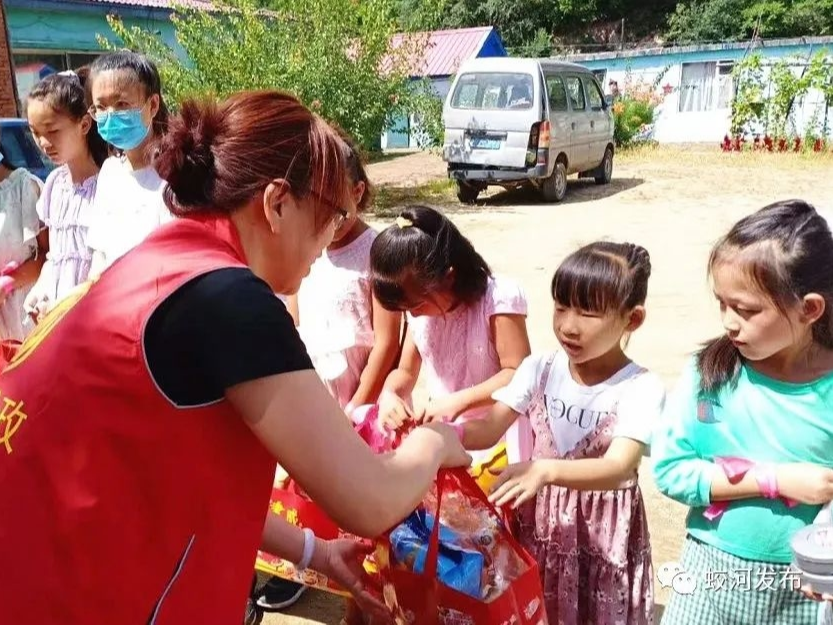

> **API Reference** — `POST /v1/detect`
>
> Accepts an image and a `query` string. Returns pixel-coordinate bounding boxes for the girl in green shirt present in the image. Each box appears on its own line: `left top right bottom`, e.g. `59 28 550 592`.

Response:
654 199 833 624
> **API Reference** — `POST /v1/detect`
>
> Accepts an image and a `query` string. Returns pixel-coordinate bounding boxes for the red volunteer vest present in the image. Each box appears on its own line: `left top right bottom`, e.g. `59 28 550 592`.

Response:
0 216 275 625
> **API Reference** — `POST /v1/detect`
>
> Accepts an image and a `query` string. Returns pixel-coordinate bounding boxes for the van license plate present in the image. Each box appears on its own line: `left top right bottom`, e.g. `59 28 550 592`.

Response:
471 138 501 149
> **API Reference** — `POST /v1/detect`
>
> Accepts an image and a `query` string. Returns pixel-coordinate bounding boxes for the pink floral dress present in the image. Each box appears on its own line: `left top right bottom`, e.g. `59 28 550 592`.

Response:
518 354 654 625
408 275 532 464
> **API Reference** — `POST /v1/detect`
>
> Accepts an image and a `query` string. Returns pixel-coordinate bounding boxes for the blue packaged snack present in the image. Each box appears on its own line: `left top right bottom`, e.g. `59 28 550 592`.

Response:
390 509 484 599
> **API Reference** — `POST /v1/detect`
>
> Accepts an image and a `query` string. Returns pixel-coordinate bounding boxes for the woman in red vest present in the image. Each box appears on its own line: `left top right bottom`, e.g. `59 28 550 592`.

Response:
0 91 470 625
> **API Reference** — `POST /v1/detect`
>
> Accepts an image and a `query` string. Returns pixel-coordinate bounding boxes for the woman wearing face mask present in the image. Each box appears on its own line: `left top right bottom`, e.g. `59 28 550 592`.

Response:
0 90 470 625
85 51 173 276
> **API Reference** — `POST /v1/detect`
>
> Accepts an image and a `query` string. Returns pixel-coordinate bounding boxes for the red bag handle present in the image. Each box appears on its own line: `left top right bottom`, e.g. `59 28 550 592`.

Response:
422 468 528 582
423 469 448 581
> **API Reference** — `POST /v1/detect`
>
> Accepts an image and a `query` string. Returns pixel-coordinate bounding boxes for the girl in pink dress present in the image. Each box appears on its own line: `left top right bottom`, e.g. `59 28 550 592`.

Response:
286 136 402 414
370 205 532 466
459 241 665 625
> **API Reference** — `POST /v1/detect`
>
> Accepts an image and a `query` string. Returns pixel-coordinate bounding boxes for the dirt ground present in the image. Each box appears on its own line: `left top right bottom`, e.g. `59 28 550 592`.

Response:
266 146 833 624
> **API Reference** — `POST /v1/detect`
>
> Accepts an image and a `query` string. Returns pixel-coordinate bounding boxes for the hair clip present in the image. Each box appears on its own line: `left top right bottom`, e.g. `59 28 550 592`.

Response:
395 216 413 229
57 70 79 82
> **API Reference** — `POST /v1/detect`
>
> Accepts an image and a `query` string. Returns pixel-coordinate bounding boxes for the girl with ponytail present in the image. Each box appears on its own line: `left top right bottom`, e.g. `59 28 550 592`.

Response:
654 200 833 624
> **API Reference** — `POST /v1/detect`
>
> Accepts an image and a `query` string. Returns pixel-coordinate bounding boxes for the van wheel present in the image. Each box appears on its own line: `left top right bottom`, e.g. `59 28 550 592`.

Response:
595 148 613 185
542 162 567 202
456 181 480 204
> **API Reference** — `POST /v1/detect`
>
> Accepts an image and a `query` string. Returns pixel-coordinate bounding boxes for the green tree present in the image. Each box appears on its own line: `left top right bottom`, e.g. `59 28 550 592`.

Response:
667 0 833 43
102 0 425 149
400 0 679 56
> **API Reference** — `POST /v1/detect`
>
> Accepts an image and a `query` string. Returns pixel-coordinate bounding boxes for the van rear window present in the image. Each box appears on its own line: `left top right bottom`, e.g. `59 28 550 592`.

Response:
450 73 534 110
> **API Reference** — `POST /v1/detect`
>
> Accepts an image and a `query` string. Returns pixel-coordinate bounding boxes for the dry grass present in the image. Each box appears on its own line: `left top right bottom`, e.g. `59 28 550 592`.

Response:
373 178 457 216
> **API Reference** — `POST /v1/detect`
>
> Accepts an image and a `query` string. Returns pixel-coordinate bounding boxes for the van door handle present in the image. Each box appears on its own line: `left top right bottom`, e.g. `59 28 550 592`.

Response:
591 121 595 128
571 122 576 130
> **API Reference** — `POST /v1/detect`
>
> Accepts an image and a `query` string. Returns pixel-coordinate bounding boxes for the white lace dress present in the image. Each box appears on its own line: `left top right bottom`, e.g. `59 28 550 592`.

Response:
295 228 377 408
0 169 41 341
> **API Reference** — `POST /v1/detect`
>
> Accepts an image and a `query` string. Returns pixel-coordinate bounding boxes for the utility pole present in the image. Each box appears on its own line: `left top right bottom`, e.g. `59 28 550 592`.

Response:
620 18 625 51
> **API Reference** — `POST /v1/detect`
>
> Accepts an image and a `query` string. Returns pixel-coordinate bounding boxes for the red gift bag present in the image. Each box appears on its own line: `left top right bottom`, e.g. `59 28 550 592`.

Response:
255 479 383 595
254 408 390 595
375 469 548 625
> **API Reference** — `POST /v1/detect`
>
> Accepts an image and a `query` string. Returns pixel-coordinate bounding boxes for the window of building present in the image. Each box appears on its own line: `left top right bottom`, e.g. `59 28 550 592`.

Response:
679 60 735 113
13 51 102 103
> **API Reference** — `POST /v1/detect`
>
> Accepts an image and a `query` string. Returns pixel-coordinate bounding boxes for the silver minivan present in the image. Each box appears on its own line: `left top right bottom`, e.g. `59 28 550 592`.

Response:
442 57 614 203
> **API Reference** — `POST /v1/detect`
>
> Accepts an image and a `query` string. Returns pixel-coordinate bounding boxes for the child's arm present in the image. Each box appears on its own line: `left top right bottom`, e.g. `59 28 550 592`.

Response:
422 313 530 421
652 364 765 507
377 328 422 429
9 179 47 291
8 227 48 290
654 365 833 506
348 297 402 409
455 354 539 449
461 401 520 451
490 437 646 508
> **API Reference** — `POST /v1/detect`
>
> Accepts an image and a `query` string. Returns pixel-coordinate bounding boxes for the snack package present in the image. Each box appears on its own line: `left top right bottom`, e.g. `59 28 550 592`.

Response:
390 510 484 599
376 469 548 625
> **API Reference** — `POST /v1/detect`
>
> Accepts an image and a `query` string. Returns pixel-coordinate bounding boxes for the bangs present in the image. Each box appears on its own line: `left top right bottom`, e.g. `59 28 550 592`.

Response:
552 251 630 313
710 241 795 310
371 275 411 311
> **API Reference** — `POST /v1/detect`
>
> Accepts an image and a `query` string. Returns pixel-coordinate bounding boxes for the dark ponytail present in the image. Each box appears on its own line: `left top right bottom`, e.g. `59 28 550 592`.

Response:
697 199 833 396
696 336 741 398
332 125 373 212
370 205 491 311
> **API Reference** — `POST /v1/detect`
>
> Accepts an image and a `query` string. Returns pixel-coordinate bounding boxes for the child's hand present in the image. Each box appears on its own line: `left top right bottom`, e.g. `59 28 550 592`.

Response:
800 582 833 603
377 390 414 431
24 291 50 323
776 463 833 505
418 394 465 424
488 461 552 509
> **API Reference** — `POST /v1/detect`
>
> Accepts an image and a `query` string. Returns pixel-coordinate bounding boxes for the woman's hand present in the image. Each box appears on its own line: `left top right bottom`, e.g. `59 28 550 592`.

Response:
776 463 833 505
489 461 553 509
377 390 415 432
417 422 471 469
314 538 393 624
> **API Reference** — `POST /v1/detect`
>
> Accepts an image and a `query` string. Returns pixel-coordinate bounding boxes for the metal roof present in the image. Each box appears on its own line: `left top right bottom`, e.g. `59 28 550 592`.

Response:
561 35 833 63
71 0 213 10
392 26 498 77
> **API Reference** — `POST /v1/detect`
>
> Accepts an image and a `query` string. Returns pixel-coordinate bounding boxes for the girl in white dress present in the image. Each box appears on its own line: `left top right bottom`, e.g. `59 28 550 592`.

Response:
0 145 46 341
